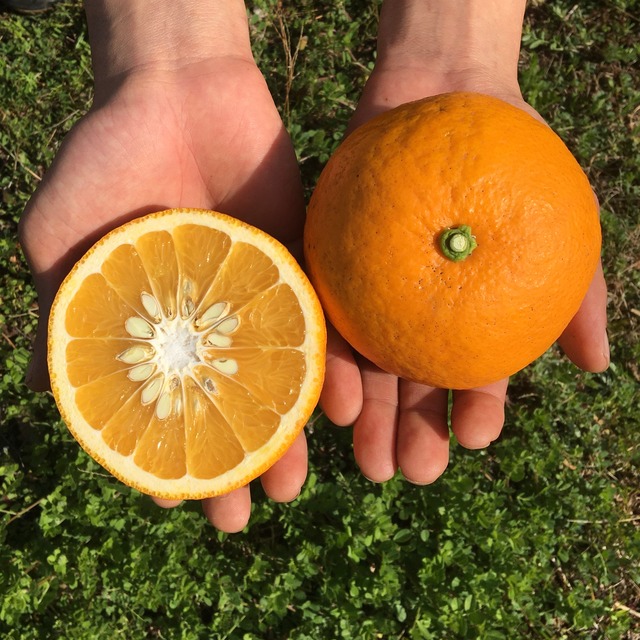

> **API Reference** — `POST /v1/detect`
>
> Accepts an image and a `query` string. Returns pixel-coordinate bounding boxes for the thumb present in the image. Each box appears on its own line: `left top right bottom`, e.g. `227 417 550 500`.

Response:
24 281 55 392
20 203 68 393
557 260 609 373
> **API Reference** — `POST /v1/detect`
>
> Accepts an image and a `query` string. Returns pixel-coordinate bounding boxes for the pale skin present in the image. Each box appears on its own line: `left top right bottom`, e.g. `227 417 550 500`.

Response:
19 0 609 532
323 0 609 486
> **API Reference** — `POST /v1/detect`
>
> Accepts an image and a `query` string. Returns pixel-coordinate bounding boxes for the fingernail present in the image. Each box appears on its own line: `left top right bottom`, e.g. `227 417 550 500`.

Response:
405 478 431 487
602 329 610 366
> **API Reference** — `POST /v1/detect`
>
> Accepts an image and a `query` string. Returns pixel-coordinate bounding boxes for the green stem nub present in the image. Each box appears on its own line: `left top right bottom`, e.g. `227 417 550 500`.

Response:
439 225 477 262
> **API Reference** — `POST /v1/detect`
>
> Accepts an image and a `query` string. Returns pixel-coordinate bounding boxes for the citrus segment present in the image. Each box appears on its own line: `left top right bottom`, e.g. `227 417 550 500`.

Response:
231 284 306 348
133 407 186 479
198 241 280 316
131 231 181 318
100 243 155 316
182 377 245 478
101 392 156 456
49 208 326 499
65 339 133 386
172 224 231 305
74 371 142 431
65 273 133 338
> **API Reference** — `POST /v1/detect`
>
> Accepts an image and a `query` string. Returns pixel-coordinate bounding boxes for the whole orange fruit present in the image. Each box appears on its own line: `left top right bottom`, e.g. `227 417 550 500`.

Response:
304 92 601 389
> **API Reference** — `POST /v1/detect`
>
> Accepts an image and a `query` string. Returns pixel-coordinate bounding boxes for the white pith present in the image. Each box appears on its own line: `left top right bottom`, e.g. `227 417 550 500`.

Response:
119 290 240 421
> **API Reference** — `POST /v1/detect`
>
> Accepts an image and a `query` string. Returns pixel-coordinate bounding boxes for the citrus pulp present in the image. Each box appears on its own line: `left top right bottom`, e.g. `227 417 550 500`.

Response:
49 208 326 499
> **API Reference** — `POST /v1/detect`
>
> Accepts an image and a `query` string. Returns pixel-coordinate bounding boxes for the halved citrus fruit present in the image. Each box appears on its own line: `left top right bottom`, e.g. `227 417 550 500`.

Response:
48 208 326 499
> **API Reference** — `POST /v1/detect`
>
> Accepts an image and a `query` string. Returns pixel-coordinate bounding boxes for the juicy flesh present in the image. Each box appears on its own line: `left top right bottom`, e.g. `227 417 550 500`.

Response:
64 225 307 480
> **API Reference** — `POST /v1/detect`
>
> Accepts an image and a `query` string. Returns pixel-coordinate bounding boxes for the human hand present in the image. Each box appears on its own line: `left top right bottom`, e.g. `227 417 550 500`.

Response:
319 0 609 485
18 1 307 532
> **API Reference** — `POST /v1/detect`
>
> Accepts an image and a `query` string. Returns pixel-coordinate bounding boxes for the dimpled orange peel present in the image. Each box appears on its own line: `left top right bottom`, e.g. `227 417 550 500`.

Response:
304 92 601 389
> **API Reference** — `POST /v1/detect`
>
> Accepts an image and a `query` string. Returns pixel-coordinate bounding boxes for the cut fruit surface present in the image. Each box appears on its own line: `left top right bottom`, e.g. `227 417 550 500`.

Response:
48 209 326 499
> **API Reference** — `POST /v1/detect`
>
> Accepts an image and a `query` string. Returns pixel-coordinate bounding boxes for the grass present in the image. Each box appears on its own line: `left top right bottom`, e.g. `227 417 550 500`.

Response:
1 0 639 638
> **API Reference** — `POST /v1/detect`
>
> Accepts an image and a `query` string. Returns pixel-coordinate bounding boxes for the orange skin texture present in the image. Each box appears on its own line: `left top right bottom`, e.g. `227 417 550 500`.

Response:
304 92 601 389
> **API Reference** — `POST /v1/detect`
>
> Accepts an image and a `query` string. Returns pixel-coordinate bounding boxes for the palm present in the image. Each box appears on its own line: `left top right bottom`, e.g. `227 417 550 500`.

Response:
321 65 608 484
20 57 307 531
21 57 304 386
22 58 303 275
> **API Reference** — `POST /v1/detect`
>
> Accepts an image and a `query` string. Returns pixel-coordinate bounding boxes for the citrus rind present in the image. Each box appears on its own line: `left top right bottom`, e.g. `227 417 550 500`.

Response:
48 208 326 499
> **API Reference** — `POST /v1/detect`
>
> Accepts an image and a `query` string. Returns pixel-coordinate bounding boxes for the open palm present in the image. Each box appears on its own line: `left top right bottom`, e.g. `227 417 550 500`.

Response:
19 57 308 532
320 66 609 484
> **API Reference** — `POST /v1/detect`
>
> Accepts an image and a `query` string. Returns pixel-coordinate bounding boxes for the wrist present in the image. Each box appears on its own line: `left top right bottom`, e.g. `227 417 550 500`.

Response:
374 0 526 95
85 0 253 97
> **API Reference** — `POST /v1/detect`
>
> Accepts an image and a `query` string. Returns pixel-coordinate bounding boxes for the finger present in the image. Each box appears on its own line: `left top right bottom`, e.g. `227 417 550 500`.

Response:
285 237 304 263
557 260 609 372
150 496 183 509
397 383 450 485
352 360 399 482
25 304 52 391
201 486 252 533
319 325 363 426
260 431 308 502
451 378 509 449
21 228 59 392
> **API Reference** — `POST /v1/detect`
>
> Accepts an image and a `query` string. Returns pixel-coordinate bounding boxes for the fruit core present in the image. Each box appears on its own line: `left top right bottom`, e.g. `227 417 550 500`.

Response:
117 288 240 421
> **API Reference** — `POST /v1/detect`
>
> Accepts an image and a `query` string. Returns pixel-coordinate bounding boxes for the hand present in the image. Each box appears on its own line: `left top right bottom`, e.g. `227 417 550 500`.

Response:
19 1 307 532
319 0 609 485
